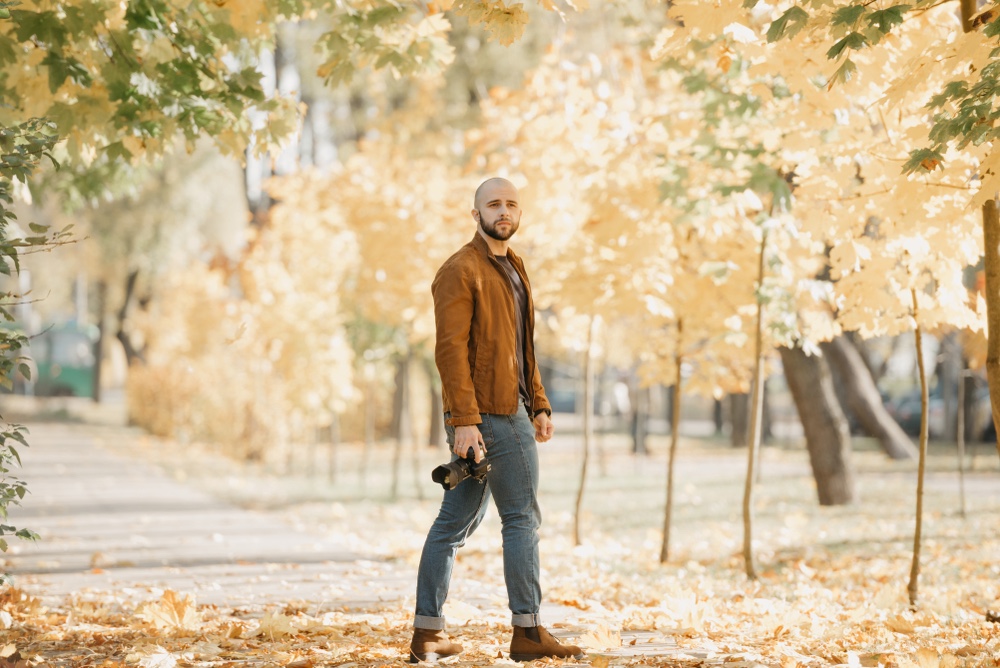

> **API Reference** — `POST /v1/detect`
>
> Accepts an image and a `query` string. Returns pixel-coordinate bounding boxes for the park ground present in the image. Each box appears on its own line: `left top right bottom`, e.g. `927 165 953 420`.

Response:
0 398 999 667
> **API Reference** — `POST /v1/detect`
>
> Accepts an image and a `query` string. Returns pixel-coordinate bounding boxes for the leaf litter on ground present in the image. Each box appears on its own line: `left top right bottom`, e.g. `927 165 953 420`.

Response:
6 432 1000 666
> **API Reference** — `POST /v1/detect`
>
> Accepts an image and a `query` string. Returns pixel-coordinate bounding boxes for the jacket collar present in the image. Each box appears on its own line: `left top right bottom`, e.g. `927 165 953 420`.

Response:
471 230 520 264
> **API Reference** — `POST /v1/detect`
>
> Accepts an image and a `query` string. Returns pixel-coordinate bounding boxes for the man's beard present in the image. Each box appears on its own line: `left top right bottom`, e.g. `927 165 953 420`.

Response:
478 210 518 241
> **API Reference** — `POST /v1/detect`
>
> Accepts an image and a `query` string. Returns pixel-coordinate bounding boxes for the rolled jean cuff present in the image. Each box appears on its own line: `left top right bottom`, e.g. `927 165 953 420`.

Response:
512 613 541 627
414 615 446 630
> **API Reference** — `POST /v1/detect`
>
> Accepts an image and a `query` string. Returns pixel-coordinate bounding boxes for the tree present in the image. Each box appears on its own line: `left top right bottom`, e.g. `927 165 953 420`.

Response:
0 119 67 560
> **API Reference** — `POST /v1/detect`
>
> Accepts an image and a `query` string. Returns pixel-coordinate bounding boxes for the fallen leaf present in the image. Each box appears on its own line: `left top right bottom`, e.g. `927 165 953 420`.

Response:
253 610 296 640
915 648 938 668
579 626 621 651
138 647 177 668
885 615 915 634
137 591 202 631
591 656 611 668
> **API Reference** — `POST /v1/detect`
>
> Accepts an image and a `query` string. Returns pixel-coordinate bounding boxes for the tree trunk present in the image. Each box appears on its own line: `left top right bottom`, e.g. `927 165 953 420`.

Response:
982 198 1000 459
780 345 857 505
730 393 749 447
660 321 683 563
665 384 675 433
327 413 340 483
957 366 968 519
822 336 918 460
743 230 767 580
391 351 412 500
92 280 107 402
630 382 649 454
573 317 597 546
713 398 723 435
961 0 978 32
429 380 444 448
361 366 375 495
938 333 962 441
908 289 929 606
116 268 145 367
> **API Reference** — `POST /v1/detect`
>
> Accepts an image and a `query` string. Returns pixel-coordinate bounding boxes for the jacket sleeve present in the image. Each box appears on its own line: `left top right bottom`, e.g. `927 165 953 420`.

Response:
432 263 482 427
530 361 551 417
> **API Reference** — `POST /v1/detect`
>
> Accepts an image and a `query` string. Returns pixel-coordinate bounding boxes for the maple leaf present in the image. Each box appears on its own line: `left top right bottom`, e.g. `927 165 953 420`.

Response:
485 1 528 46
138 647 177 668
254 610 297 641
137 591 202 631
885 614 915 634
578 625 621 650
915 647 940 668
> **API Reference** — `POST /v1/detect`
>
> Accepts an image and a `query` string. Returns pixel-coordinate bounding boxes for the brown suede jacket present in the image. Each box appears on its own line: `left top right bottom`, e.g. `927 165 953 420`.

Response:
432 232 552 427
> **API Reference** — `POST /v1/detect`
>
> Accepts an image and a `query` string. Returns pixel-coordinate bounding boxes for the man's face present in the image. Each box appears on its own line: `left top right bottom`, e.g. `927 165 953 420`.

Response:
474 181 521 242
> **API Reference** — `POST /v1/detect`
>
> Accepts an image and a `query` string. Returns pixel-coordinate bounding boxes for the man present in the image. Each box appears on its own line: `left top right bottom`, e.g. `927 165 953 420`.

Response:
409 178 584 663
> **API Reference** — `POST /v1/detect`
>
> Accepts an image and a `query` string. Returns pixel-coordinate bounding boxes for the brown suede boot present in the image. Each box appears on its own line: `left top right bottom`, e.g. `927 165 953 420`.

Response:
509 625 585 662
409 628 463 663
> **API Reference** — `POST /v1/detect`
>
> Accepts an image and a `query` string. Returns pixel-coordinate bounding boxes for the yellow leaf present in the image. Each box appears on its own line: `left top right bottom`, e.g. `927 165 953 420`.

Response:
137 590 202 631
972 147 1000 209
885 614 915 634
591 655 611 668
0 644 15 658
486 1 529 46
254 610 297 640
578 625 621 651
915 648 939 668
138 647 178 668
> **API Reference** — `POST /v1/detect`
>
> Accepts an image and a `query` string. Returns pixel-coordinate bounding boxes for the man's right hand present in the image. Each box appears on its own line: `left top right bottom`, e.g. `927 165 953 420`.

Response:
454 425 487 462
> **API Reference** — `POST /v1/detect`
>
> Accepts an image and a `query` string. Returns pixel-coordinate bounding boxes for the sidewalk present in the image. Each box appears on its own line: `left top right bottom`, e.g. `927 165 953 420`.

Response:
7 421 389 608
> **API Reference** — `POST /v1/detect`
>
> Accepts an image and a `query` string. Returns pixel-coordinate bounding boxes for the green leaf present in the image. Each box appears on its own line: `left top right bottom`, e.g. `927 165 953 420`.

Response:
14 528 37 541
902 147 945 174
104 141 132 162
16 363 28 381
767 6 810 43
866 5 911 33
27 222 46 233
827 58 858 89
826 32 867 60
10 9 66 45
831 5 866 28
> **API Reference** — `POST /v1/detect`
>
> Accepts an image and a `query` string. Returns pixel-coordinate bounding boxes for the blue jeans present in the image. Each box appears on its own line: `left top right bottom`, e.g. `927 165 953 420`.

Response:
414 406 542 629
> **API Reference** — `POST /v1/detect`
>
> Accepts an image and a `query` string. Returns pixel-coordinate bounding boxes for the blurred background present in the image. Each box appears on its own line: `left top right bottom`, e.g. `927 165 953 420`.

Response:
3 1 996 508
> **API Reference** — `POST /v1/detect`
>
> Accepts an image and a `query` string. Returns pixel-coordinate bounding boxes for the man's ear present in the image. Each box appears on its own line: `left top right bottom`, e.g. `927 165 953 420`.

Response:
471 208 479 222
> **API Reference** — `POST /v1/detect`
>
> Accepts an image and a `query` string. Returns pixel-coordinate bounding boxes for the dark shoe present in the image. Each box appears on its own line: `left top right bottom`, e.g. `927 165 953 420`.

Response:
409 627 463 663
509 625 585 661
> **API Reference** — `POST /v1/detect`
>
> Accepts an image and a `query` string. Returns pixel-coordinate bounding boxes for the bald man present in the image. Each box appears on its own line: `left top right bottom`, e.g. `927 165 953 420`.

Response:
409 179 583 663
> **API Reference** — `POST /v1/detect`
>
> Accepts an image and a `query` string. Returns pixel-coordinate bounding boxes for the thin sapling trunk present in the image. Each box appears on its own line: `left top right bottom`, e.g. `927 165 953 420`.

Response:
574 316 597 546
660 319 683 563
743 230 767 580
907 288 929 606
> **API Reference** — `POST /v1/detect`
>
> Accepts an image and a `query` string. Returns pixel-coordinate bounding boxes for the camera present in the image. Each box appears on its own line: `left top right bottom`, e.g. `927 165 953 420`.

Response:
431 456 490 491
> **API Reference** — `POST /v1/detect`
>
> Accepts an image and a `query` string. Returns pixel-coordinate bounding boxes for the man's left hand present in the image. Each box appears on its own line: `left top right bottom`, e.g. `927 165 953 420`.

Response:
533 412 554 443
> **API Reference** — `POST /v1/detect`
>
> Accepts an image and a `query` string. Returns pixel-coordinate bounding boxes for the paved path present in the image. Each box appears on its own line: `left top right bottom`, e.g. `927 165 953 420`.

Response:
6 422 404 609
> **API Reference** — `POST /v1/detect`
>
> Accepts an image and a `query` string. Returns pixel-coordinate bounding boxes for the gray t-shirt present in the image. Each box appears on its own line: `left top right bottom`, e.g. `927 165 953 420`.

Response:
495 255 530 404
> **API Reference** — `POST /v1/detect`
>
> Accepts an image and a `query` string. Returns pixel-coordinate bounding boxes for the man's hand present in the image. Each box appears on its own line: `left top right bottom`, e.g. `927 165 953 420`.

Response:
454 425 487 462
533 412 554 442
